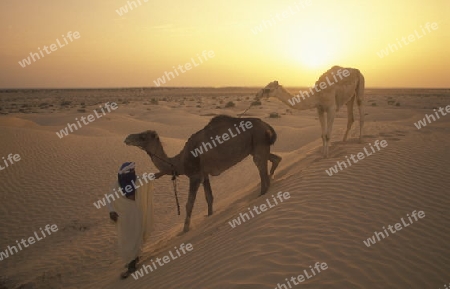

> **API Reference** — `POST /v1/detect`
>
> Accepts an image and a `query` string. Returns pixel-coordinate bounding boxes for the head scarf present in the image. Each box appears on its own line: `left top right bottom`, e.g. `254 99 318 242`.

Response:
118 162 137 197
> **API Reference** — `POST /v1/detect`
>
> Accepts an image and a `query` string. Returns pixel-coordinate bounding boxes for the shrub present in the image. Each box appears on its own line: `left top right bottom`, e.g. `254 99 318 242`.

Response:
150 98 159 105
225 101 235 108
61 100 72 106
269 112 280 118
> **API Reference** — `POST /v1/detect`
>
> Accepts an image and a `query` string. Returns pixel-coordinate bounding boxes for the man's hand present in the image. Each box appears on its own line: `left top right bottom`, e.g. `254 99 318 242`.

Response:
110 211 119 222
154 172 166 179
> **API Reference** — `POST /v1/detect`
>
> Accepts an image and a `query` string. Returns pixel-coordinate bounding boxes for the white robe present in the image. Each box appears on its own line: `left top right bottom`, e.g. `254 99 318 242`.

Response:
109 181 154 262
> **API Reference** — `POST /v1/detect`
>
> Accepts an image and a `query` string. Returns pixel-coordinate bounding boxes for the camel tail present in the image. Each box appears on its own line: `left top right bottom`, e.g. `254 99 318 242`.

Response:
355 70 365 105
266 125 277 146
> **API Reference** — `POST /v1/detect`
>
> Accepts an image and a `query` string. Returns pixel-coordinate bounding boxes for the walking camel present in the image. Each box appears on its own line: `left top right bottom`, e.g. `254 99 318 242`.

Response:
125 115 282 232
256 66 365 158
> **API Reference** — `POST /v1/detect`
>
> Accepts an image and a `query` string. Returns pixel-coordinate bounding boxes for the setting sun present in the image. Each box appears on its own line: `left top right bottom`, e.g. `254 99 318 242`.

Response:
286 25 341 69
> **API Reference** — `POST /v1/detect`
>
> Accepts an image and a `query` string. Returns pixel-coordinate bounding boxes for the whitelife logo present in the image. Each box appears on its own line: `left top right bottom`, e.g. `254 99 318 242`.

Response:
153 50 215 87
376 22 439 58
18 31 81 68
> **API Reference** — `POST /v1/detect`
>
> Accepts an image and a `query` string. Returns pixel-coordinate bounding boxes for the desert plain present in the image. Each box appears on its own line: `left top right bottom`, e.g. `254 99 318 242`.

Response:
0 87 450 289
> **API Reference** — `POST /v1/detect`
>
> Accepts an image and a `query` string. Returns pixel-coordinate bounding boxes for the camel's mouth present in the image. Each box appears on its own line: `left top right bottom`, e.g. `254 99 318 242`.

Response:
124 135 139 147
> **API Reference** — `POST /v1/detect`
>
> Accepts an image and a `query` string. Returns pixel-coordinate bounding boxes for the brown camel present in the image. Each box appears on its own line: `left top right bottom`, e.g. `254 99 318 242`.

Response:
124 115 282 232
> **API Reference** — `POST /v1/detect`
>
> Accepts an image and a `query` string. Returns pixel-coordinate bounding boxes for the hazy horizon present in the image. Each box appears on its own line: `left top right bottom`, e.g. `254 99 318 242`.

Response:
1 86 449 90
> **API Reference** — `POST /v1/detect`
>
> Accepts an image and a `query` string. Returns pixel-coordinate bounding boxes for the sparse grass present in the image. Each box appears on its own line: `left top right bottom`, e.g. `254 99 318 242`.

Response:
251 100 262 106
60 100 71 106
269 112 280 118
225 101 235 108
371 102 377 106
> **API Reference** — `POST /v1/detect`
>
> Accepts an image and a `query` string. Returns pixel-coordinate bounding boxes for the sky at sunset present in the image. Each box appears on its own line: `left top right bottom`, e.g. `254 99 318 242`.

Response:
0 0 448 88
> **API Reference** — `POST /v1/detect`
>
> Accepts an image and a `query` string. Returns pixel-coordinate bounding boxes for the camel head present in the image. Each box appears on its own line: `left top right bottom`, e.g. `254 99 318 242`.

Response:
124 130 160 152
255 81 281 100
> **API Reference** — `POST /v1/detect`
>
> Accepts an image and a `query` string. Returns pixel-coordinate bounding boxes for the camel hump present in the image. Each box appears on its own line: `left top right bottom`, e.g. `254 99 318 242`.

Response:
208 114 234 125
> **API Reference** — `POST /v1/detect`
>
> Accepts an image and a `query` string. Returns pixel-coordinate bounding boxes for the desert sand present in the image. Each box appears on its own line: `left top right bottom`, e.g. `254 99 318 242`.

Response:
0 87 449 289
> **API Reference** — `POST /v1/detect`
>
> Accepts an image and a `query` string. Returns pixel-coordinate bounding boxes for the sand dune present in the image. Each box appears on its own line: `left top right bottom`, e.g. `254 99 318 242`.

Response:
0 88 449 289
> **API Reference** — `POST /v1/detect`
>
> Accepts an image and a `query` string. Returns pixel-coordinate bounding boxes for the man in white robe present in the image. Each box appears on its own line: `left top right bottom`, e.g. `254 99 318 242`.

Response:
107 162 154 279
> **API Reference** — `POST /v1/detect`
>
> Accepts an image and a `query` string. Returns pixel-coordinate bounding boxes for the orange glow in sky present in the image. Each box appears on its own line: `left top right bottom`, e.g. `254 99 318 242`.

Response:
0 0 448 88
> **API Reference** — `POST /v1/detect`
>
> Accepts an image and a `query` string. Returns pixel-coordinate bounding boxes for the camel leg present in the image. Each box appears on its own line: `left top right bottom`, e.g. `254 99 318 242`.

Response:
317 106 328 158
253 153 270 195
357 99 365 143
343 97 355 142
325 108 336 158
269 153 282 178
356 74 365 143
183 178 201 232
203 178 214 216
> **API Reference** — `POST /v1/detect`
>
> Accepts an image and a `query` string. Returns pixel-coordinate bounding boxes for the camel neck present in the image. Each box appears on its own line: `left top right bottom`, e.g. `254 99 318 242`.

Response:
146 142 184 176
146 142 173 173
277 86 317 111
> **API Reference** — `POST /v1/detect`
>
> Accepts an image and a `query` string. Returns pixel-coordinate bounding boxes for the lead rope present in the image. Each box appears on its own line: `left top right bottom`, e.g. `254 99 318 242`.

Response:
238 100 256 118
148 152 180 215
238 91 264 118
172 171 181 215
